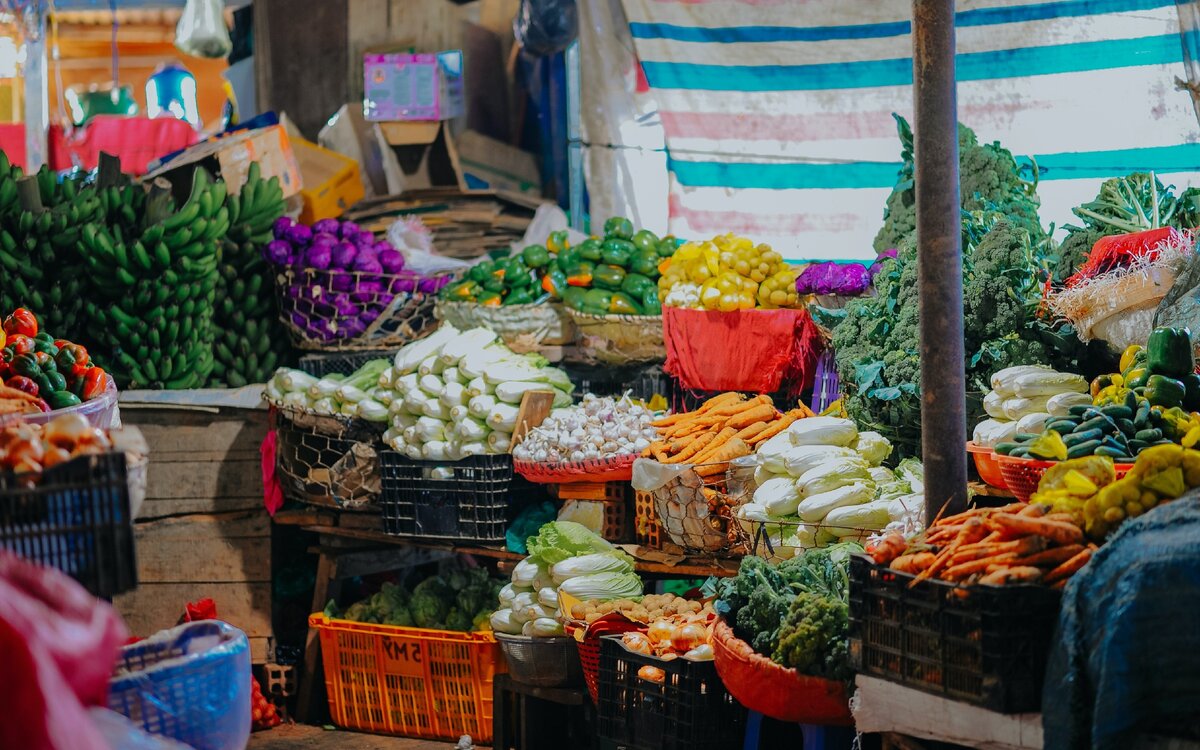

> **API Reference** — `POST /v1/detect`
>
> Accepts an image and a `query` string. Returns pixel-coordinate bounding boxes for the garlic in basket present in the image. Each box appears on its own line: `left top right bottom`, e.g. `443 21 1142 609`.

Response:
512 393 661 463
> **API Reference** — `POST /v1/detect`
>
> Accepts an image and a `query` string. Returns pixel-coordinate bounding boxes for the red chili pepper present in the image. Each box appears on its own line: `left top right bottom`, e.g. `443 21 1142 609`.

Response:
6 334 34 355
80 366 107 401
2 308 38 338
5 375 39 397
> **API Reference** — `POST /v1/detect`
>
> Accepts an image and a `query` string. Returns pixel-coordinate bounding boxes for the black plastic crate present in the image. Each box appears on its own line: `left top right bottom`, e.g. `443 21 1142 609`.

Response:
562 363 671 402
0 451 136 598
596 635 745 750
296 350 394 378
272 407 383 509
848 553 1061 713
379 451 537 543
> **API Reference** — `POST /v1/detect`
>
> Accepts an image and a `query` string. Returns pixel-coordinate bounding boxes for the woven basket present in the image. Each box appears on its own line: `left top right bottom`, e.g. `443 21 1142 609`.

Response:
565 309 665 366
995 453 1134 503
711 619 852 725
513 454 636 484
435 300 576 346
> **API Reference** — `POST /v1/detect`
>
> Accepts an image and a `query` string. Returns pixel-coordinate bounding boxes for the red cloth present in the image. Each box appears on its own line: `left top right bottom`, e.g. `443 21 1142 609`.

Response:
0 551 128 750
662 307 823 395
50 116 198 175
260 429 284 516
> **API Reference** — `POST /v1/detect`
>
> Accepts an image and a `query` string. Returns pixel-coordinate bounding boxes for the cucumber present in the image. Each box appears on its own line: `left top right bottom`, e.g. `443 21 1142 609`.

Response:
1046 419 1079 434
1128 439 1150 453
1068 404 1092 417
1066 440 1101 458
1125 389 1140 413
1101 436 1128 452
1134 400 1151 428
1063 429 1103 447
1010 446 1031 458
1100 404 1134 419
1015 432 1043 442
1076 415 1114 433
1135 428 1163 442
993 442 1020 456
1116 418 1137 437
1095 445 1132 460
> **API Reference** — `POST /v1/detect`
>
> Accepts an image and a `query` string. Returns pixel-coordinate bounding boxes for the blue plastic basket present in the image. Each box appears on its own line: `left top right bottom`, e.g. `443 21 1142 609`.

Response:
109 620 252 750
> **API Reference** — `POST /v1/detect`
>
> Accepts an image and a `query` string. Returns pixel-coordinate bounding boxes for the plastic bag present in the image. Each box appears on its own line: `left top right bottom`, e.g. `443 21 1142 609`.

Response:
506 500 558 555
175 0 232 59
0 551 129 750
89 708 195 750
514 0 579 56
387 215 470 275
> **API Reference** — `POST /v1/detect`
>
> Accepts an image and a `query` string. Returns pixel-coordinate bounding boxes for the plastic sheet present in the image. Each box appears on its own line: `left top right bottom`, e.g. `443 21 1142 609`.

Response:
0 551 128 750
175 0 232 58
514 0 579 56
1043 495 1200 749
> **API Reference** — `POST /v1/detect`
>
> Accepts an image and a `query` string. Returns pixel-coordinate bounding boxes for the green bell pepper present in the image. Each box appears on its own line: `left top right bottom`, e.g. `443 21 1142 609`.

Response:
468 260 494 283
442 280 479 301
601 239 635 267
482 276 505 293
629 250 661 278
562 287 588 311
477 291 503 306
1183 372 1200 410
504 288 534 305
43 370 67 393
657 237 681 257
621 273 655 299
11 352 41 379
577 239 603 262
1147 326 1194 377
556 246 583 273
1146 373 1187 408
583 288 613 310
521 244 551 269
541 268 569 298
593 264 626 291
1125 367 1150 390
603 217 634 240
44 390 81 409
609 292 642 315
33 332 56 355
631 229 659 254
641 288 662 315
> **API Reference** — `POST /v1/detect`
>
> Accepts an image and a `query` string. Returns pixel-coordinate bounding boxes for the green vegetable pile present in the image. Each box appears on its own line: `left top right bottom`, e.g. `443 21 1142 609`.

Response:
324 564 505 632
713 542 860 681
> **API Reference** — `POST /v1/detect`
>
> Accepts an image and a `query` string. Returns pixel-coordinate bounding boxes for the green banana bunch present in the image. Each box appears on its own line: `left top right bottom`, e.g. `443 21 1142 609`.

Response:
210 161 292 387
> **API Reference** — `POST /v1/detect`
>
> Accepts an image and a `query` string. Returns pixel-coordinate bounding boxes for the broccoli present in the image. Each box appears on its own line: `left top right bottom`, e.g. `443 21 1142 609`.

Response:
383 607 414 627
443 607 472 632
735 585 791 655
410 587 450 629
1051 225 1106 283
771 592 851 681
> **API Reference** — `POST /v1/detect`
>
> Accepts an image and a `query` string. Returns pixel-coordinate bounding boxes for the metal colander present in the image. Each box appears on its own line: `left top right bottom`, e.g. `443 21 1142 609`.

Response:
495 633 584 687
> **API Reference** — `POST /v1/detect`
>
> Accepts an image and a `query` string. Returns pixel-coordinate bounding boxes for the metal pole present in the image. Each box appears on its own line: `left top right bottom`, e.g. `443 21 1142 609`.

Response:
565 40 585 232
912 0 967 521
23 3 48 172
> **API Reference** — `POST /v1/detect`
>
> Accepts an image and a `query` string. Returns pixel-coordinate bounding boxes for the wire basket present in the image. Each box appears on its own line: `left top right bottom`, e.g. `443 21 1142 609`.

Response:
995 453 1134 503
275 267 454 351
494 633 584 687
435 299 577 347
297 350 396 378
646 469 750 555
0 451 136 598
108 620 251 750
272 406 382 509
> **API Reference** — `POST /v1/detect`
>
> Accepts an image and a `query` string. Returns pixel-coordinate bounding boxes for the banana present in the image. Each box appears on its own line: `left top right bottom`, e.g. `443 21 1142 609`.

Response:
154 242 171 268
162 202 200 233
131 241 154 273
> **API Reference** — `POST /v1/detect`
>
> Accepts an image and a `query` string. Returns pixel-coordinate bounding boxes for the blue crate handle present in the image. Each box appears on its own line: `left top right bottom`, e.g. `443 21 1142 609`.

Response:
109 620 251 750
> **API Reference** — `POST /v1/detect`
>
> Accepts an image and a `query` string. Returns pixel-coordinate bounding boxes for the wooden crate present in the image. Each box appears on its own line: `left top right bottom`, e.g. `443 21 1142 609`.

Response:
115 405 273 662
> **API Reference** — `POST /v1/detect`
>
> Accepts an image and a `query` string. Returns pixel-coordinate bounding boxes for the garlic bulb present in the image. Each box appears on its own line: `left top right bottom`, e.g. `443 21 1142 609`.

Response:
512 393 663 463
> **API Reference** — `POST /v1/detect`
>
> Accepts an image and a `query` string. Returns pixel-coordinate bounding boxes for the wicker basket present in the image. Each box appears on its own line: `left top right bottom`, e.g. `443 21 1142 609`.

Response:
435 299 576 346
566 310 665 366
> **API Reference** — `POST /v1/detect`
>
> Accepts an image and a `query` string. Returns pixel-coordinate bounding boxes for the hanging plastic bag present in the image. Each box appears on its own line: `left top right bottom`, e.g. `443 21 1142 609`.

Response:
514 0 579 56
386 215 471 275
175 0 232 59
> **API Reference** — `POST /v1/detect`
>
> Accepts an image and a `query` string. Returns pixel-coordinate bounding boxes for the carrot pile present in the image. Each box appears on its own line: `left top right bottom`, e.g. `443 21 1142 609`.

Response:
869 504 1097 589
642 393 813 477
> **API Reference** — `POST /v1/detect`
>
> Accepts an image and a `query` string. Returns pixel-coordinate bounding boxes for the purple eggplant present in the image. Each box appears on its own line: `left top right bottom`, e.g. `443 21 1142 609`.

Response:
264 240 293 266
390 272 418 294
312 218 341 236
350 279 385 304
417 276 442 294
351 254 383 275
273 216 295 240
332 241 358 269
328 292 359 318
285 223 313 247
378 248 405 274
305 243 333 270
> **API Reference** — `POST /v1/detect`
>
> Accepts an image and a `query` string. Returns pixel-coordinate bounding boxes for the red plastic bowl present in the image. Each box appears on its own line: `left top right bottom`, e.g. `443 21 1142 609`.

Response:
966 441 1008 490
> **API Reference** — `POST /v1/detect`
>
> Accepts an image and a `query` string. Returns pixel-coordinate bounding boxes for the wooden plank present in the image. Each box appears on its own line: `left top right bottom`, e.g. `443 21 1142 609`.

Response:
145 458 262 502
126 410 267 456
132 512 271 583
138 495 262 519
255 0 349 139
114 581 272 639
511 390 555 450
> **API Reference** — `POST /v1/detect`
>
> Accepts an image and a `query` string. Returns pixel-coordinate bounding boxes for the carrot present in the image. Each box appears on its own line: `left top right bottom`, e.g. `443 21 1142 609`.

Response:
706 395 770 418
726 403 779 430
693 439 752 476
944 554 1019 581
663 432 714 464
789 404 816 419
990 513 1085 546
690 427 738 464
913 517 988 585
979 566 1043 586
695 392 743 414
890 552 936 574
1051 579 1067 590
1045 547 1093 584
747 415 796 445
869 532 908 565
733 421 769 442
664 415 726 437
1012 544 1085 568
1042 512 1076 524
951 536 1046 565
668 435 699 453
1018 503 1049 517
650 413 688 428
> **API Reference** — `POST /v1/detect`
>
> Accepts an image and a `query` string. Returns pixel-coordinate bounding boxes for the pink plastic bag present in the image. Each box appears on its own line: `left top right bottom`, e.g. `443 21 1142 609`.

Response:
0 551 128 750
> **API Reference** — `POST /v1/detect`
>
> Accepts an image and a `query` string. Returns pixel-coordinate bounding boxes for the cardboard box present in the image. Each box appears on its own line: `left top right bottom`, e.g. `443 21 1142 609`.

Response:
145 123 301 200
293 138 365 224
378 121 465 191
455 130 540 197
363 50 464 122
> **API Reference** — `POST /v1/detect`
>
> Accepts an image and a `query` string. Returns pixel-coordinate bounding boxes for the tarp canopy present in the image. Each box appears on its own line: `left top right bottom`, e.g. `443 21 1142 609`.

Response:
592 0 1200 262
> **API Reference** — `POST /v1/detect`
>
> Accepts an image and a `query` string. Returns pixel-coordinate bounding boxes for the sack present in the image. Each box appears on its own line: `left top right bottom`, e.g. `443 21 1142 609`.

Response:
514 0 579 56
175 0 232 58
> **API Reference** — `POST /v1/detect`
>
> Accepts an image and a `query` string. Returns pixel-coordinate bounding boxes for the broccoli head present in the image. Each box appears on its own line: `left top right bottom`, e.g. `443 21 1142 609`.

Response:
735 584 791 656
383 607 414 628
771 592 851 680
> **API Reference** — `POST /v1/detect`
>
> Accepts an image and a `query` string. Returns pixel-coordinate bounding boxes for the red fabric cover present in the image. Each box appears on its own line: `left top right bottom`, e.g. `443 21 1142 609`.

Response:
0 551 128 750
52 116 198 175
260 429 284 516
662 306 822 395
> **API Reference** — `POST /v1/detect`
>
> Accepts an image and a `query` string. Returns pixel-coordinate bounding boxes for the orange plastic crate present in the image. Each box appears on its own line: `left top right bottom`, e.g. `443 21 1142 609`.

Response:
308 613 505 742
634 489 662 549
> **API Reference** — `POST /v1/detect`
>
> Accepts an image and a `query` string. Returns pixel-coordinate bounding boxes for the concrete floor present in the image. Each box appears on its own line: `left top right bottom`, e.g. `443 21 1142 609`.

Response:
246 724 461 749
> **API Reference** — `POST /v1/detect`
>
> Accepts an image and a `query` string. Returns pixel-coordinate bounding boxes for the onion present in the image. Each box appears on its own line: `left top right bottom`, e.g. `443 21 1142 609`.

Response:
637 665 666 684
646 620 674 645
44 413 93 449
622 632 653 655
670 623 707 653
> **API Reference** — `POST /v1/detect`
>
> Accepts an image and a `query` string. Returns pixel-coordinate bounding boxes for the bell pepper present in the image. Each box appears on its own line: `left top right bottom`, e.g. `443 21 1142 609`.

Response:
583 289 613 312
1091 373 1120 398
1119 344 1144 375
609 292 642 315
1184 373 1200 410
547 230 570 254
603 216 634 240
593 264 626 291
2 307 37 338
562 287 587 311
1145 373 1187 408
1147 327 1194 377
556 246 583 273
32 351 55 372
567 272 593 287
80 366 108 400
631 229 660 254
656 237 679 258
468 261 494 283
621 273 655 299
42 370 67 393
444 280 480 301
11 352 42 380
0 329 5 351
33 332 56 354
5 375 38 396
601 239 635 267
521 244 551 269
55 343 89 374
641 288 662 315
1125 367 1150 390
482 276 505 293
477 291 503 306
5 334 33 356
629 250 661 278
503 288 534 306
576 240 603 263
541 268 569 298
45 390 81 410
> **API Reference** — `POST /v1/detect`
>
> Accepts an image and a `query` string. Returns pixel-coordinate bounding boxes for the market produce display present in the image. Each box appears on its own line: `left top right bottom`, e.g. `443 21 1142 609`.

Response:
739 416 923 550
80 168 228 388
642 393 813 477
323 564 504 631
379 325 574 460
0 412 113 474
973 365 1090 448
1031 445 1200 541
0 309 109 413
265 215 451 344
714 544 859 680
265 359 391 422
657 233 800 311
512 393 658 464
212 162 291 386
567 592 704 627
490 521 641 637
869 503 1095 589
615 598 717 669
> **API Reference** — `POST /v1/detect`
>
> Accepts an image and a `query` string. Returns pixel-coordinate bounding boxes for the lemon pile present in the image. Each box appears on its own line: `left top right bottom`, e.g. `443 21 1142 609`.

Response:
658 234 802 311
